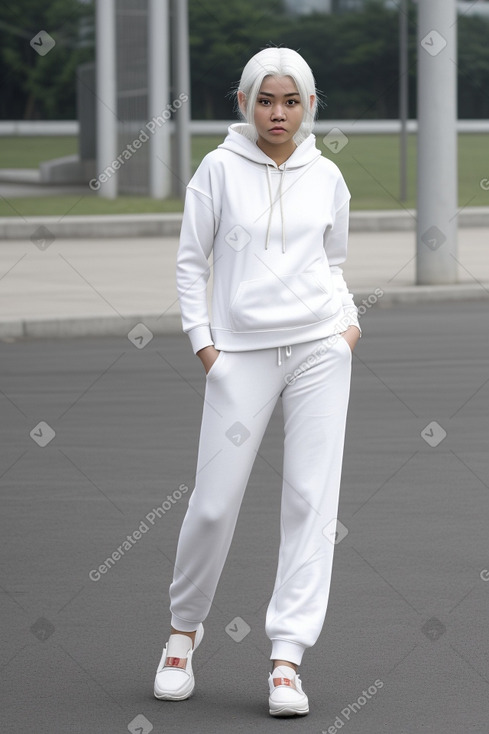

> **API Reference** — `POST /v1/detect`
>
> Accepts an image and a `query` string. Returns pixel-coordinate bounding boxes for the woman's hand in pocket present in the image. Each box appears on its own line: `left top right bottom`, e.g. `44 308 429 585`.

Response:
340 325 361 353
197 345 221 375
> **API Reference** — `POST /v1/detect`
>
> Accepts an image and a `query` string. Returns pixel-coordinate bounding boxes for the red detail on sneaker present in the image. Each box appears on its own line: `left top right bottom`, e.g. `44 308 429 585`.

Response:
165 656 187 669
273 677 295 689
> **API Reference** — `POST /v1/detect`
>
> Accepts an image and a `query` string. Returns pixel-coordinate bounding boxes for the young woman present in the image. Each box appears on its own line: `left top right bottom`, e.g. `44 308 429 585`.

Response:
154 46 361 717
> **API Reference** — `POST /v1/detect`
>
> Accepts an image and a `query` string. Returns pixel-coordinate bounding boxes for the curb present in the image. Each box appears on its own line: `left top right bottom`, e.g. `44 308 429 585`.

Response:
0 313 182 341
1 208 489 240
1 285 487 341
0 214 183 241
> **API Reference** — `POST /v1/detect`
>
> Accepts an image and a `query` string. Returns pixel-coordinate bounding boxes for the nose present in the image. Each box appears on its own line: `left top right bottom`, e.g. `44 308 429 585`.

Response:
271 103 286 120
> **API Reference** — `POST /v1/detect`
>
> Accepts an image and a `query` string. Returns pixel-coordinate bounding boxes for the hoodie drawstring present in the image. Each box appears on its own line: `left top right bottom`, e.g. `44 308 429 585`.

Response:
279 167 286 254
277 345 292 366
265 165 272 251
265 163 287 253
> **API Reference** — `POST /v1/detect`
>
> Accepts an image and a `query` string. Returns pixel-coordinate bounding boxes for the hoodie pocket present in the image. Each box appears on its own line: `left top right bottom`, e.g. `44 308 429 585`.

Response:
205 350 226 380
229 272 340 333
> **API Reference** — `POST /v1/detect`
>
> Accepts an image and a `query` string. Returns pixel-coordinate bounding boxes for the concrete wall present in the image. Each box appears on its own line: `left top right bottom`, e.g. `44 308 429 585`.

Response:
2 120 489 137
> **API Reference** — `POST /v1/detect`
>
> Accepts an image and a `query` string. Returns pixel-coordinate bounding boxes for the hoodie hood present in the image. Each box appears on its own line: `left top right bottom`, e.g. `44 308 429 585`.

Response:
218 123 322 252
218 122 321 168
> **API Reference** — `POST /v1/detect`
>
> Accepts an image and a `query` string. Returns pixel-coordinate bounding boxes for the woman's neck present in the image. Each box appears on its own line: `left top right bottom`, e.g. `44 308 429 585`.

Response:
256 138 297 167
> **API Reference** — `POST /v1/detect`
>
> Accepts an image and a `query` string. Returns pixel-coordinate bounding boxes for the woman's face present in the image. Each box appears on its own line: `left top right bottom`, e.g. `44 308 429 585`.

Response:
251 75 308 148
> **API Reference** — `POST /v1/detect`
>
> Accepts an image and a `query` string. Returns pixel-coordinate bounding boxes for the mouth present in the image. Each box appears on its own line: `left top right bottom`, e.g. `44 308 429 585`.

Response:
269 127 287 133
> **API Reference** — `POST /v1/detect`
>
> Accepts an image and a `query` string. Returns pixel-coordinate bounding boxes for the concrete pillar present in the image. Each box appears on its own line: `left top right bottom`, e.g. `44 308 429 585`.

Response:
172 0 191 197
416 0 458 284
95 0 117 199
148 0 171 198
399 0 408 201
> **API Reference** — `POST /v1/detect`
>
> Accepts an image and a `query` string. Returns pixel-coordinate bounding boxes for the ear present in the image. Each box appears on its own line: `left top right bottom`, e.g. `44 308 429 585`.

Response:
237 90 247 115
309 94 315 112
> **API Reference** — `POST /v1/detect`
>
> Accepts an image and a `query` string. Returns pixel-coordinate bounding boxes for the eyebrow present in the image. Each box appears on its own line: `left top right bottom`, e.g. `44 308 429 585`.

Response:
257 91 300 97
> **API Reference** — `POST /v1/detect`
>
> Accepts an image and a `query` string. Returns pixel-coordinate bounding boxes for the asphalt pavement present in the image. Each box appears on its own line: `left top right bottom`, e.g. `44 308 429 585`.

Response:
1 300 489 733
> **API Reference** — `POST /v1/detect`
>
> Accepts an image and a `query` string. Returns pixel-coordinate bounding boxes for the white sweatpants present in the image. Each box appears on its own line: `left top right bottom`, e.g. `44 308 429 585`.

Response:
169 333 352 665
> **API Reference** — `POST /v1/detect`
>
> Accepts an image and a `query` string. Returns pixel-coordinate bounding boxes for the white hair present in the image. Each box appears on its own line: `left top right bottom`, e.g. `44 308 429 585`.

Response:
235 47 318 145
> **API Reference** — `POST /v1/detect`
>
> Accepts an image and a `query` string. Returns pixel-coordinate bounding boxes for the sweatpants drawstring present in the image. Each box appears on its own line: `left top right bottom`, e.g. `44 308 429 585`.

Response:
277 345 292 366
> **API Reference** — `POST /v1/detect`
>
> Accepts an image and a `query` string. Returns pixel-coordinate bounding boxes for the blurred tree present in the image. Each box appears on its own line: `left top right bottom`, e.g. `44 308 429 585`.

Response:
188 0 287 118
0 0 94 120
458 14 489 118
326 2 400 117
0 0 487 120
189 0 489 120
189 0 415 119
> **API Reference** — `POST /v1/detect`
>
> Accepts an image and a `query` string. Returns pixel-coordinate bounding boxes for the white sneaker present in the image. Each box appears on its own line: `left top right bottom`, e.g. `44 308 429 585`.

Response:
153 624 204 701
268 665 309 717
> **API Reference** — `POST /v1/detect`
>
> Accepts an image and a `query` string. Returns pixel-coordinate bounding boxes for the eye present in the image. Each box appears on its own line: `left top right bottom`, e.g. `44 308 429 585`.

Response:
258 98 271 105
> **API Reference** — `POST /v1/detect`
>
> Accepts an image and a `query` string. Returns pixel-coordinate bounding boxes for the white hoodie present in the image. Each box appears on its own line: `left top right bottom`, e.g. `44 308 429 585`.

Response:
176 122 360 354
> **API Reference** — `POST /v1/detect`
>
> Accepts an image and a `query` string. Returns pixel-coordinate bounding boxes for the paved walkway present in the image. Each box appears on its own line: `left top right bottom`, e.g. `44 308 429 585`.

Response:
0 227 488 339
